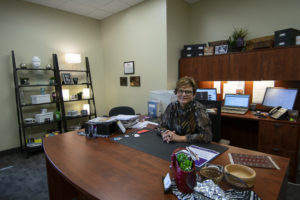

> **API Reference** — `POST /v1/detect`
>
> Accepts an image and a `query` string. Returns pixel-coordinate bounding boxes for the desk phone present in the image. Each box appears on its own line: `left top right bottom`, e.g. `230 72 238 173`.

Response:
269 106 288 120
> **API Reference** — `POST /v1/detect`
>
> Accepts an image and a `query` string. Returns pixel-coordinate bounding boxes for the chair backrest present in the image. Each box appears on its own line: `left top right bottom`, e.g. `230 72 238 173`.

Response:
109 106 135 117
197 100 222 142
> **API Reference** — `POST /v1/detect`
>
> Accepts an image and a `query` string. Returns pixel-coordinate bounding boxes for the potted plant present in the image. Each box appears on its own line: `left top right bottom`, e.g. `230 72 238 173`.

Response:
77 92 83 100
171 148 196 193
20 77 30 85
49 77 55 85
228 27 248 52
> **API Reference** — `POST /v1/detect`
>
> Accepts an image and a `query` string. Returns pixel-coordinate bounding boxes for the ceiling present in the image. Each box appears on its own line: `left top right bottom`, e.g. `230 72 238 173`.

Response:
24 0 200 21
23 0 145 20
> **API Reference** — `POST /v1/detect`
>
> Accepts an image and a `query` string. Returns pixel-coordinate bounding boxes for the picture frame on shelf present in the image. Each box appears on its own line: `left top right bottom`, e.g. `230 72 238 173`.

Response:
214 45 228 55
120 77 128 86
130 76 140 87
62 73 72 84
124 61 134 75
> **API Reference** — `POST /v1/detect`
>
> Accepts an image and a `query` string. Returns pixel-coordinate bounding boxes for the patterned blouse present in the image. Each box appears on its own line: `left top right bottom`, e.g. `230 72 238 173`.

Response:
158 100 212 143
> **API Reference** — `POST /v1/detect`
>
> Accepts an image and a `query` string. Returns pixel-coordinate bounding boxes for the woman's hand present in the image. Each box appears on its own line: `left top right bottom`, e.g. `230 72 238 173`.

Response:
162 130 187 143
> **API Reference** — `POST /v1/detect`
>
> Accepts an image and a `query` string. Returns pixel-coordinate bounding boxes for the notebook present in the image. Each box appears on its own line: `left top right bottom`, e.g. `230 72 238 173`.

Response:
221 94 250 115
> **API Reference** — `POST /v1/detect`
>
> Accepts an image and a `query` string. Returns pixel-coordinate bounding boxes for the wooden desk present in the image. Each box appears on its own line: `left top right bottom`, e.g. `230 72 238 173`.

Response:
44 131 289 200
221 111 300 182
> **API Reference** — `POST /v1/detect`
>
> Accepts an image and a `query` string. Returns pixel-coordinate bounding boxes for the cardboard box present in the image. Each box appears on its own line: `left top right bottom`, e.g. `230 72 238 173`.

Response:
275 28 300 41
35 112 53 123
31 94 51 104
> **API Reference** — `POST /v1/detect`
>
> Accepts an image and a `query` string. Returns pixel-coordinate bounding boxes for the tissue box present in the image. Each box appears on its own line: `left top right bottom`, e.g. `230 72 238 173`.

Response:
31 94 51 104
84 121 117 136
148 100 160 118
35 112 53 123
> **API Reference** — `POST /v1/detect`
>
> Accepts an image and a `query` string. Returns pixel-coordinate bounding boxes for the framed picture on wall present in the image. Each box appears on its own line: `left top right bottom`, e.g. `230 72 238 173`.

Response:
62 73 72 84
130 76 140 87
124 61 134 75
120 77 128 86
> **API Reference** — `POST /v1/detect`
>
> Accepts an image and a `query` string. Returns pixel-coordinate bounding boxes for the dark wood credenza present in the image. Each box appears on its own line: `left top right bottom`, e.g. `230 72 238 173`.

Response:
179 46 300 182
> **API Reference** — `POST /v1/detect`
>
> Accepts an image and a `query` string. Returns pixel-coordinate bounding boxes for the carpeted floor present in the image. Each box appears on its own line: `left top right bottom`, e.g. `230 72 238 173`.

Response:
0 151 300 200
0 151 48 200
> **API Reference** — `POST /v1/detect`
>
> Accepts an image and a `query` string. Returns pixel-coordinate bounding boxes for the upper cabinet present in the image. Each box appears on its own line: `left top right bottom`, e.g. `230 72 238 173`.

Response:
262 47 300 80
179 46 300 81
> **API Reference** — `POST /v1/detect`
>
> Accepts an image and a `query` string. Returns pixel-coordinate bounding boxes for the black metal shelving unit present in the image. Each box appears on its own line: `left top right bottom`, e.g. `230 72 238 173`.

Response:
52 54 97 132
11 50 64 153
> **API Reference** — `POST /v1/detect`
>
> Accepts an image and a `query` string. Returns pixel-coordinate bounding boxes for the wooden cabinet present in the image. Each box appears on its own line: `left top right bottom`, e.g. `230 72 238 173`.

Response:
193 55 229 81
258 120 299 182
229 51 262 80
262 47 300 80
179 46 300 81
179 57 194 78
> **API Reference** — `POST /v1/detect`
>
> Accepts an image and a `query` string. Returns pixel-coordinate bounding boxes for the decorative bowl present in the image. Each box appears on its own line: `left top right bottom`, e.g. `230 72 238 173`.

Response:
224 164 256 189
199 163 223 184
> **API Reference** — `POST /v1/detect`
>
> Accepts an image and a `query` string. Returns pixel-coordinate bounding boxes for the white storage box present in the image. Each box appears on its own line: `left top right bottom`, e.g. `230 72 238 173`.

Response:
149 90 177 113
31 94 51 104
35 112 53 123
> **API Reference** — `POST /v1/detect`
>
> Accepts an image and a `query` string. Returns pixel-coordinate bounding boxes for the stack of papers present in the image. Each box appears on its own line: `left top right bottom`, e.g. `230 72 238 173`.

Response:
131 121 158 129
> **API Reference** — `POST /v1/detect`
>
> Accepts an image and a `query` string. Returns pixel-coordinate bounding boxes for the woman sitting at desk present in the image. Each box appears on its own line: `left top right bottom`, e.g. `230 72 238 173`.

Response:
158 76 212 143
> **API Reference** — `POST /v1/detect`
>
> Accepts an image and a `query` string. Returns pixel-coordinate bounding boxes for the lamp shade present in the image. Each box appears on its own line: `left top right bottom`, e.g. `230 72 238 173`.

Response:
62 89 69 101
83 88 90 99
65 53 81 64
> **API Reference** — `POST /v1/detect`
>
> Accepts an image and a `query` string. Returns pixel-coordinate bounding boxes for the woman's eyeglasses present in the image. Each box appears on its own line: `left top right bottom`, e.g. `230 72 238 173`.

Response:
177 89 193 96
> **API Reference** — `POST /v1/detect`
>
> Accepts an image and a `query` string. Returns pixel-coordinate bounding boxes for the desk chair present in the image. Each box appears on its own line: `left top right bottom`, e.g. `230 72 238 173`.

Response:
109 106 135 117
197 100 227 143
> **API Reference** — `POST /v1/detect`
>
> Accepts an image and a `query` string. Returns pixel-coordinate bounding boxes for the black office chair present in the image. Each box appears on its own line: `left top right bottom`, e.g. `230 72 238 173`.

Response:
197 100 222 143
109 106 135 117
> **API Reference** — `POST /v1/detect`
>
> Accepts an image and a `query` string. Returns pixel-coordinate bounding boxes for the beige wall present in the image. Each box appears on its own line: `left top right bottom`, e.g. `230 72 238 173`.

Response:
0 0 104 151
189 0 300 43
166 0 190 89
1 0 300 151
100 0 167 114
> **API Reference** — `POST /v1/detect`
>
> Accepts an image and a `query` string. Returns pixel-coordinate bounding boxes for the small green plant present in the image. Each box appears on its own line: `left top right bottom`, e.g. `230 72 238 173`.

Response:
228 27 248 47
77 91 83 95
49 77 55 80
177 153 193 171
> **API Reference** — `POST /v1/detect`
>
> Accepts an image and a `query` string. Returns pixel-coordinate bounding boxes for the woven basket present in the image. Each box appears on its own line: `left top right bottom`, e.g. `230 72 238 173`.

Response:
199 165 223 184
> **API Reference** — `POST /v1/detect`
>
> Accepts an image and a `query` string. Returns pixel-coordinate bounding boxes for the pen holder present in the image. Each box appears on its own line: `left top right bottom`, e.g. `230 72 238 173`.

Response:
171 148 196 193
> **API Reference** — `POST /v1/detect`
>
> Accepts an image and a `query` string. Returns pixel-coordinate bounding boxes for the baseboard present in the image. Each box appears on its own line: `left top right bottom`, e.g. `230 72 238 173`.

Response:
0 147 21 157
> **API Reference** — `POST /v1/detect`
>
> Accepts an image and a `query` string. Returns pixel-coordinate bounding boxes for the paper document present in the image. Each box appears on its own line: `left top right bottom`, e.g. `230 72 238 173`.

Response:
111 115 139 121
88 117 116 123
223 81 245 99
131 121 158 129
214 81 221 94
188 145 220 168
252 81 274 104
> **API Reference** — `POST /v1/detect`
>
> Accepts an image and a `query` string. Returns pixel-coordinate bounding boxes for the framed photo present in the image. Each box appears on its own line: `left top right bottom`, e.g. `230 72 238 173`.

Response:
130 76 140 87
124 61 134 75
62 73 72 84
120 77 128 86
214 45 228 55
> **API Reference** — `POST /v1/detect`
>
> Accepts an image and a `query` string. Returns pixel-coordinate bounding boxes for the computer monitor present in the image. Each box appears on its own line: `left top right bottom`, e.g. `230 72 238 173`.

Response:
195 88 217 101
262 87 298 110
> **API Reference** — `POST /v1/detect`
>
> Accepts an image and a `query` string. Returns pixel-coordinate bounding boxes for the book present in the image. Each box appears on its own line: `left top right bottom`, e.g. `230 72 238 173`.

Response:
228 153 280 170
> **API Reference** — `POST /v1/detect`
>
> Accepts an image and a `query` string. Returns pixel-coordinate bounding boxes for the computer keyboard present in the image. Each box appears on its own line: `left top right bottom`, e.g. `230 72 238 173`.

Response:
221 107 248 115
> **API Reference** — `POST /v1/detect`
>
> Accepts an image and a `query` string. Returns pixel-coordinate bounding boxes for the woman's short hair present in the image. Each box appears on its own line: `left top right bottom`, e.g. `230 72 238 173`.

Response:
174 76 197 94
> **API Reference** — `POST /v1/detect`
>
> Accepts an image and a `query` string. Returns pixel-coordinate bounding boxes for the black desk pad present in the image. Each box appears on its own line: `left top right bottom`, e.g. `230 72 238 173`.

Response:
111 129 228 162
